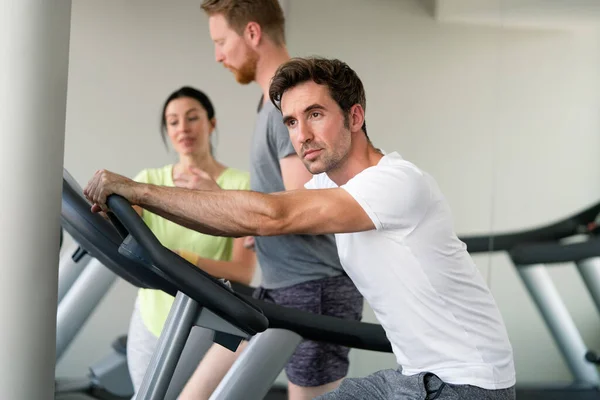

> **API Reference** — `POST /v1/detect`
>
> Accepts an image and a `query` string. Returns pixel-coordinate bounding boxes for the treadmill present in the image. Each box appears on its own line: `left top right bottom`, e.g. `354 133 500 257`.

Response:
61 170 273 400
61 171 391 400
462 201 600 400
58 170 182 399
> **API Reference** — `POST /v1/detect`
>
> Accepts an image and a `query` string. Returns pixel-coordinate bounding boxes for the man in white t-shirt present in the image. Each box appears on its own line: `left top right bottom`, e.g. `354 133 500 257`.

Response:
84 56 516 399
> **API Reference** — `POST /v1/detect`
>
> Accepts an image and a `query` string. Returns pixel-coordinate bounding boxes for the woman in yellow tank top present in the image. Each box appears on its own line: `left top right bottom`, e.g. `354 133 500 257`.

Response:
126 86 256 393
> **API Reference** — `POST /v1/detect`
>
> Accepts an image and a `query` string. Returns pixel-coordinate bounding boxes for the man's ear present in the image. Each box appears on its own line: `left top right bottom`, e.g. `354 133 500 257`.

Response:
244 21 262 47
349 104 365 133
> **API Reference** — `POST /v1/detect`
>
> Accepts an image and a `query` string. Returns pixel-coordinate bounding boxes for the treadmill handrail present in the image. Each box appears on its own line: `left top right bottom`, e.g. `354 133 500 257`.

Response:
243 295 392 353
106 194 269 336
229 282 391 351
461 201 600 253
509 236 600 265
61 175 180 295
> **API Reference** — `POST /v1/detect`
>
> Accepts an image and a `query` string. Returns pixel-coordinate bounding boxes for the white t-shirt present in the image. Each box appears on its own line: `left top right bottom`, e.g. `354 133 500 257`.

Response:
305 152 515 390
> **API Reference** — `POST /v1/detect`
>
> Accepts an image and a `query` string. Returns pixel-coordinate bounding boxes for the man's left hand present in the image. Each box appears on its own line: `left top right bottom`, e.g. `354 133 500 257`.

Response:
84 170 139 213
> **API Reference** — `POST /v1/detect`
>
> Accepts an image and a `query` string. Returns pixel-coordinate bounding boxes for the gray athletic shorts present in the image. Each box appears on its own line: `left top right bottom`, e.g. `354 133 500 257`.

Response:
253 274 364 387
316 369 516 400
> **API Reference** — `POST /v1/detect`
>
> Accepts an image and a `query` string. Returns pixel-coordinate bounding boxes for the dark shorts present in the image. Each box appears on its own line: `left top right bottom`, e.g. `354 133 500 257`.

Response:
253 274 364 387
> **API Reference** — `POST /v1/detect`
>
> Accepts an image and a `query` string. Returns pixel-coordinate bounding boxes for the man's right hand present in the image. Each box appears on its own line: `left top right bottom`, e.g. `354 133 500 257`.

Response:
84 169 140 213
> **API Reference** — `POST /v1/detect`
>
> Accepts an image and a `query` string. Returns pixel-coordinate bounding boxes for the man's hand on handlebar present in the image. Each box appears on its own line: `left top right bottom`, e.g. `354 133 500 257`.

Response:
84 170 139 213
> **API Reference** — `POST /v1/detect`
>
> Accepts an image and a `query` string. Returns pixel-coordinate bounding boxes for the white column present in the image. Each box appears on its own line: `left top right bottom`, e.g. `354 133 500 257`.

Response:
0 1 71 399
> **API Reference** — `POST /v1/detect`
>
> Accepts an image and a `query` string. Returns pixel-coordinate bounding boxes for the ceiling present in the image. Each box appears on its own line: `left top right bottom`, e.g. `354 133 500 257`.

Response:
423 0 600 30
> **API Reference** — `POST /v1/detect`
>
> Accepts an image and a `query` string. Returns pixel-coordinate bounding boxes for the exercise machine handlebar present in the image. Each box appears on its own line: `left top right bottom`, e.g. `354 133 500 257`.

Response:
105 194 269 336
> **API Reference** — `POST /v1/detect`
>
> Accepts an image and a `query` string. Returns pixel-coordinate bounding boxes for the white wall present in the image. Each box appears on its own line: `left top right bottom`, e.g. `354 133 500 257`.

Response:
60 0 600 386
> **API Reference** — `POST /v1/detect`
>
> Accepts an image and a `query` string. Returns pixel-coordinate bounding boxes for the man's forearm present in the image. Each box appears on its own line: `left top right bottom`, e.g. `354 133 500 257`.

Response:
134 183 279 237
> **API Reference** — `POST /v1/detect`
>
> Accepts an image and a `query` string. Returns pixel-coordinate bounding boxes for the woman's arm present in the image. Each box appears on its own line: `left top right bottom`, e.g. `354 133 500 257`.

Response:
176 237 257 286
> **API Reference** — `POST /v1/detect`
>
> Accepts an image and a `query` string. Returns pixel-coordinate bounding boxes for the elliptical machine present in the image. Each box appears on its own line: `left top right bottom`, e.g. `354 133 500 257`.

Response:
56 192 135 399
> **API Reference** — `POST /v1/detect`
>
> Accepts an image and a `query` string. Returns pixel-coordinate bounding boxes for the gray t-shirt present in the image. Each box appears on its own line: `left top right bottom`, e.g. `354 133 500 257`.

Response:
249 98 344 289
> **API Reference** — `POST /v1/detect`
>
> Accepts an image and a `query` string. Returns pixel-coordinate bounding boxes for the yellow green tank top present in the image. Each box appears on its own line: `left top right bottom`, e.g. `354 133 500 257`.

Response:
133 165 250 337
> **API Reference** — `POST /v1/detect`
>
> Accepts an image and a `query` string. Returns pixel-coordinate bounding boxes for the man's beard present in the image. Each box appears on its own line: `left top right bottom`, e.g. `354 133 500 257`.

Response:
226 49 258 85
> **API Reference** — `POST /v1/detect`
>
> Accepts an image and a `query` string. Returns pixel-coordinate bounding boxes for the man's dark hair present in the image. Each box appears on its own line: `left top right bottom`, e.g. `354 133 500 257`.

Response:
269 57 368 136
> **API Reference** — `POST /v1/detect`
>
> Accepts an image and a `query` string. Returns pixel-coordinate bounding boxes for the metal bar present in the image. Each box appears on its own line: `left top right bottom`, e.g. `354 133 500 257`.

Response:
576 257 600 315
518 264 600 384
211 329 302 400
56 259 117 361
135 292 198 400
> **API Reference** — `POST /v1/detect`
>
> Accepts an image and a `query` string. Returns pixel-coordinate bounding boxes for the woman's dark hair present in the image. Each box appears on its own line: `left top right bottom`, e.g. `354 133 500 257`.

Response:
160 86 217 152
